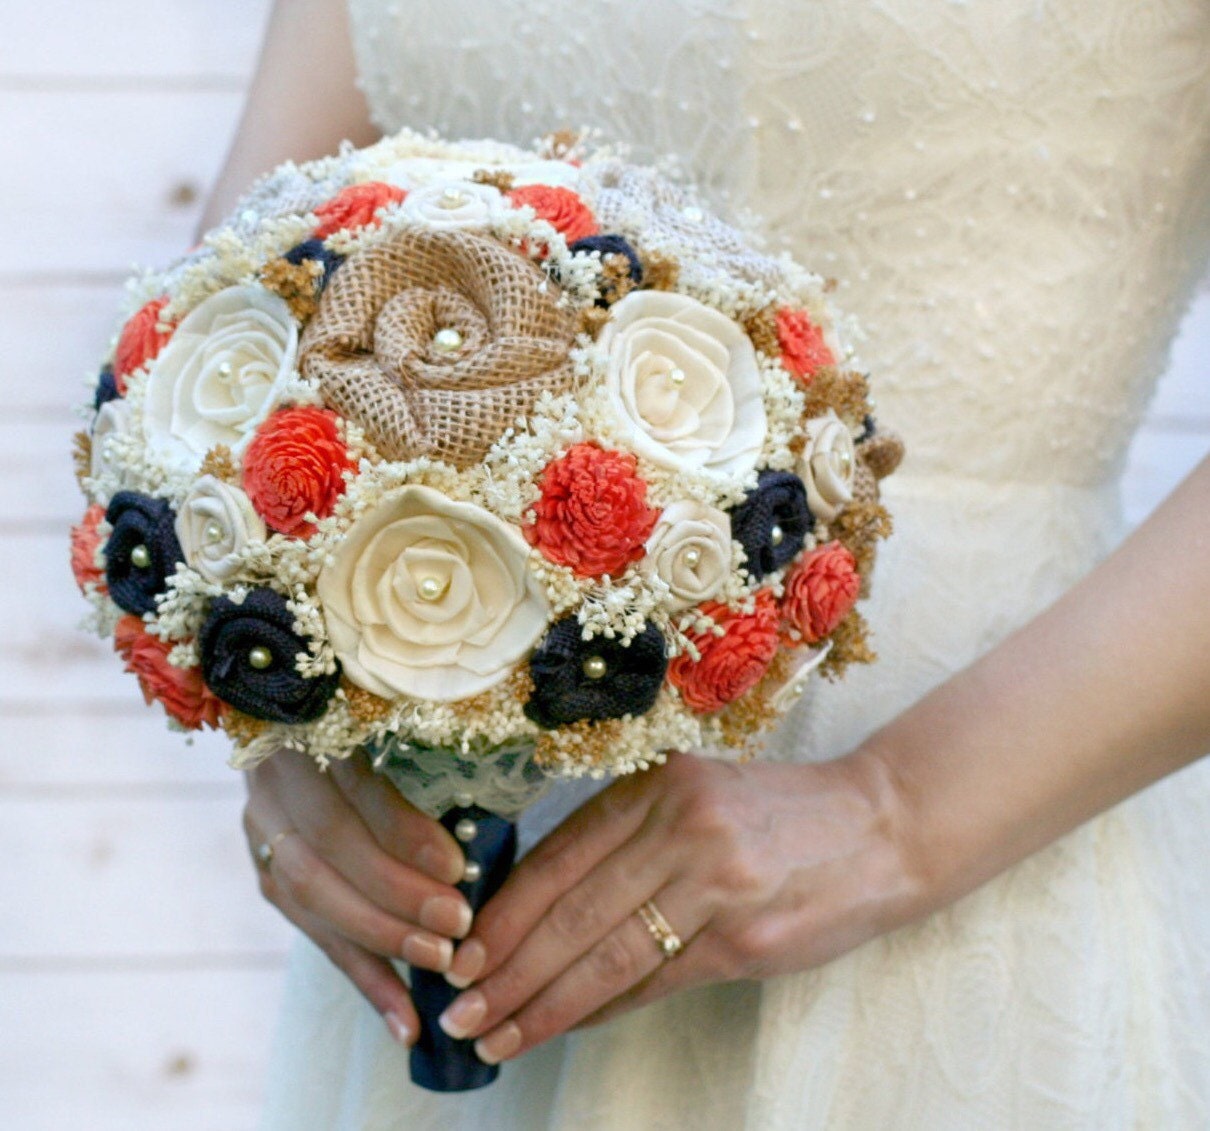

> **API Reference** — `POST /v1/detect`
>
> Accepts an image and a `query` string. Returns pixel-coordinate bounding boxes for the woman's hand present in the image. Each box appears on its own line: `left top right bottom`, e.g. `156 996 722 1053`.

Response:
436 749 924 1065
242 748 472 1046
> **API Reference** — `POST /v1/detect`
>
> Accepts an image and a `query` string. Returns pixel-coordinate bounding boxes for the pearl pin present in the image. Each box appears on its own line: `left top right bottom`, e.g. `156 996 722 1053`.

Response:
770 524 785 548
582 656 607 680
682 547 702 568
681 205 704 223
130 544 151 569
418 576 445 601
453 791 475 809
439 187 466 209
668 367 686 387
462 860 483 884
217 361 233 378
433 327 464 352
248 646 273 670
455 818 478 843
203 521 225 545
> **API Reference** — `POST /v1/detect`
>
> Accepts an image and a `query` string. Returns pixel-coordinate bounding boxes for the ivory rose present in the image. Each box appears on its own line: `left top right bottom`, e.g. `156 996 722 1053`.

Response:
399 180 504 230
641 500 733 611
143 286 298 470
768 642 832 713
598 291 766 477
317 485 550 702
174 475 267 583
800 410 857 522
90 398 132 500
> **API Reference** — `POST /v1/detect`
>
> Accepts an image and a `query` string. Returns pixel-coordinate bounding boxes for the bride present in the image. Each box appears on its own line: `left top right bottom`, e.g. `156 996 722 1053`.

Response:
203 0 1210 1126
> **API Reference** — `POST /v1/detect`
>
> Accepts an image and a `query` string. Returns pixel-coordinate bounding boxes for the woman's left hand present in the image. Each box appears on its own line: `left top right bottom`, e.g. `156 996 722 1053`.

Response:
436 747 924 1065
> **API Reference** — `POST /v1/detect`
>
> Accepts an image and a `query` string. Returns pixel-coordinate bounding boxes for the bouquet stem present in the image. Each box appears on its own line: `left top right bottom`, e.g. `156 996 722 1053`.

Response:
408 804 517 1092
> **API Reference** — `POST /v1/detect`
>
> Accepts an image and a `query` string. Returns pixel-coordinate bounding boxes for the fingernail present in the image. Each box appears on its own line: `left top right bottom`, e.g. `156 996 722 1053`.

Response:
475 1022 522 1065
438 990 486 1040
445 939 486 989
384 1010 414 1046
417 844 465 886
402 933 453 972
420 895 473 939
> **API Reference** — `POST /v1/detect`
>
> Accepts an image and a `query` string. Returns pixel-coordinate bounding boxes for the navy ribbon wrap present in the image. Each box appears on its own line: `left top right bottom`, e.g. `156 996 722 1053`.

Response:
408 804 517 1092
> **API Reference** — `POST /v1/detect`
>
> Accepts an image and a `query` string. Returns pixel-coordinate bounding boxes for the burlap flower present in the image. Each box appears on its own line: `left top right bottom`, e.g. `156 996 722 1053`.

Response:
598 290 767 476
524 617 667 729
299 228 578 467
103 491 184 616
317 484 550 702
199 588 340 724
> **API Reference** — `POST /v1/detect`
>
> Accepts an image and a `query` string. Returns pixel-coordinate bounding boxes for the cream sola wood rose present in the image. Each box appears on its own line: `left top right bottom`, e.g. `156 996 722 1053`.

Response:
70 126 901 1095
317 485 550 702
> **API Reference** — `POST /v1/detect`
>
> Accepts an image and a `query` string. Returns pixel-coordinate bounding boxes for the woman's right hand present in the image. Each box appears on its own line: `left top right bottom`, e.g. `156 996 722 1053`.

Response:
243 748 471 1046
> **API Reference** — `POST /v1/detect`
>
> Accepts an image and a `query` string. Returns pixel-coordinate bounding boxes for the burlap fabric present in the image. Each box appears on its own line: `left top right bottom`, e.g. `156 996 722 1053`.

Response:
299 228 578 466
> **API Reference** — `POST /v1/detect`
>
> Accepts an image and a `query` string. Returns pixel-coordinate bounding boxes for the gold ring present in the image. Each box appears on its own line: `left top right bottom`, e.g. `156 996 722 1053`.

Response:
637 899 683 960
255 830 294 870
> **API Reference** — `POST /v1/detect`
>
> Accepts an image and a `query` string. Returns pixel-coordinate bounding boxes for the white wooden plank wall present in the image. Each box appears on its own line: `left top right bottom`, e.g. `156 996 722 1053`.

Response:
0 3 1207 1128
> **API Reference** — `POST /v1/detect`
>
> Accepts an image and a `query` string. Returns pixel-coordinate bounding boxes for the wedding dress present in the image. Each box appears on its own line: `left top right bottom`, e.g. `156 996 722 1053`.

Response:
260 1 1210 1126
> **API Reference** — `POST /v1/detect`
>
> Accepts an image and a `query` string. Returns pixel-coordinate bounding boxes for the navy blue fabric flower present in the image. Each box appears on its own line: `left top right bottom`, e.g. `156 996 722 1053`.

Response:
199 588 339 724
104 491 184 616
728 470 813 580
524 617 667 730
569 234 643 304
93 366 120 411
284 238 345 286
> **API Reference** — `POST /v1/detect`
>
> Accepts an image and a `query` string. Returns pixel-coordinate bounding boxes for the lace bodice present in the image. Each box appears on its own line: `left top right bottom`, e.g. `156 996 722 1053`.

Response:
350 0 1210 489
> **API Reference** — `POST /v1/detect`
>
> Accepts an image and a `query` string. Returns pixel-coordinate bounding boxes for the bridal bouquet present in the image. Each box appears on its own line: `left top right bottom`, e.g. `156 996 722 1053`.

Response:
70 128 900 1089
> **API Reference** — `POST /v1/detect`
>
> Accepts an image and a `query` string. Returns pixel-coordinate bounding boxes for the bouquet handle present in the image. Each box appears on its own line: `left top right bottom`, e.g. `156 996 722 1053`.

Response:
408 804 517 1092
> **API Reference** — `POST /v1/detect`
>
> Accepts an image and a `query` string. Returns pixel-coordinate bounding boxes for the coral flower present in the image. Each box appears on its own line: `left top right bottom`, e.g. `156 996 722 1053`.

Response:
508 185 600 244
669 590 781 714
313 181 406 240
776 308 836 383
782 541 860 644
114 296 174 392
242 407 353 538
70 504 107 593
114 616 223 730
526 443 659 578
